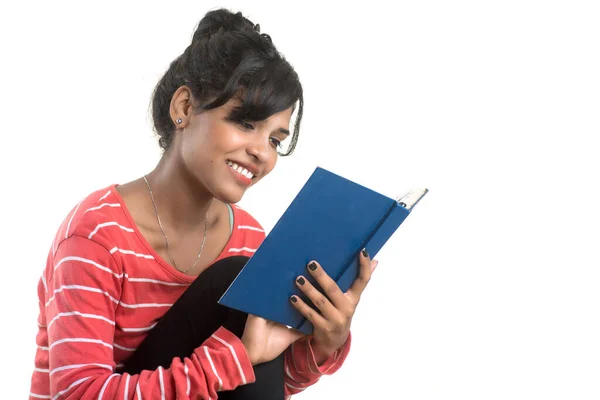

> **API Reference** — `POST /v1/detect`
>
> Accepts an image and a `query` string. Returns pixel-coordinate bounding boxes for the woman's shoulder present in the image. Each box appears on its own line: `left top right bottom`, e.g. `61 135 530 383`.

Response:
52 185 130 252
224 204 267 255
230 204 265 233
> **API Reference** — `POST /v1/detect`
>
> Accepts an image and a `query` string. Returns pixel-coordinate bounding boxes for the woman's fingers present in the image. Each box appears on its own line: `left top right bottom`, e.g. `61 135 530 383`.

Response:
290 254 379 327
293 272 339 318
304 261 346 308
371 259 379 273
289 292 328 328
347 249 373 299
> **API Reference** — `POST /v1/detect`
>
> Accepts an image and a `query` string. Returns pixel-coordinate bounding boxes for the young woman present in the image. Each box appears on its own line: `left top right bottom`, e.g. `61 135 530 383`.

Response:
29 9 376 400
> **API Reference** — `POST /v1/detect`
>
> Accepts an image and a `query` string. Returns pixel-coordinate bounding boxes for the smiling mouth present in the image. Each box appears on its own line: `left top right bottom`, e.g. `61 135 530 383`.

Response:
227 160 255 180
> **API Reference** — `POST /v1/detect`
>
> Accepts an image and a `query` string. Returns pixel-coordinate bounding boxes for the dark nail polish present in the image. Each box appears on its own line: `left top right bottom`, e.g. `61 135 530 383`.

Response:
308 262 317 271
290 296 298 303
362 248 369 258
297 276 305 285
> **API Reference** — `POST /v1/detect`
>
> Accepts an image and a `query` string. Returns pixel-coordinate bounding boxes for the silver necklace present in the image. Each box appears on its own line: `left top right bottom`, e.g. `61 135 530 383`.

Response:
143 175 208 274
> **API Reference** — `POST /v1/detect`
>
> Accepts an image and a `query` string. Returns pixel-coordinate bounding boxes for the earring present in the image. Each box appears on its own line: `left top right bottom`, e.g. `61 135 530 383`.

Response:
176 118 182 124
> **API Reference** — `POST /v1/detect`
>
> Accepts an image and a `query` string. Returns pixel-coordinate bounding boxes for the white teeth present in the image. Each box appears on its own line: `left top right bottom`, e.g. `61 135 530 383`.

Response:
240 168 254 179
227 161 254 179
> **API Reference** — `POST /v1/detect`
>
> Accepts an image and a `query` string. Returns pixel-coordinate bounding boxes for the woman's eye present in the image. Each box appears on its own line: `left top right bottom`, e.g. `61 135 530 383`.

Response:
270 137 282 149
238 121 255 130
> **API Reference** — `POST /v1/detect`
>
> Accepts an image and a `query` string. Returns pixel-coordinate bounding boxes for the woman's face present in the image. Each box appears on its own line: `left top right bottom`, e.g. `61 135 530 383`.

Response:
177 98 293 204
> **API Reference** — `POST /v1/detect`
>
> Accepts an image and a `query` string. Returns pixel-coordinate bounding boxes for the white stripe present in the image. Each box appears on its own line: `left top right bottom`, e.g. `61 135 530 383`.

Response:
184 363 191 397
203 346 223 390
116 363 124 369
65 200 84 239
158 367 166 400
290 342 299 375
120 323 157 332
34 367 49 373
29 393 51 399
85 203 121 213
47 283 171 308
48 312 115 330
41 274 48 295
136 381 142 400
324 359 340 373
54 256 123 279
285 381 307 391
88 222 134 239
46 285 173 308
47 283 171 309
98 374 119 400
46 285 119 307
284 364 302 383
119 301 173 309
37 322 46 328
38 345 49 351
50 337 113 350
324 349 341 373
113 343 137 352
127 277 188 286
98 190 112 202
52 377 90 400
124 375 131 400
237 225 264 232
50 363 112 376
307 342 318 374
211 334 246 384
110 247 154 259
228 247 257 253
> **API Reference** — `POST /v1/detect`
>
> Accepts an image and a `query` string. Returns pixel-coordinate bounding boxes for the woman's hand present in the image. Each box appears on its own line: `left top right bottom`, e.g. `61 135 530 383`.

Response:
241 315 304 366
289 249 378 361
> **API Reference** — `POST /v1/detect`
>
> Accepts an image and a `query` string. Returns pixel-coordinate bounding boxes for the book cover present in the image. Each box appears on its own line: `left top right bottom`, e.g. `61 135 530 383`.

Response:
218 166 427 334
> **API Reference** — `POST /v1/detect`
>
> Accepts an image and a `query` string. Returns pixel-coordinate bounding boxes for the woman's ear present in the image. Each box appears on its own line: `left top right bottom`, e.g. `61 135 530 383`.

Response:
169 86 194 128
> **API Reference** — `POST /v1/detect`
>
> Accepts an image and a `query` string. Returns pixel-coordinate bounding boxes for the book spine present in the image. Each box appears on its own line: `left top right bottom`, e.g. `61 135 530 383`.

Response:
334 204 410 293
296 203 410 334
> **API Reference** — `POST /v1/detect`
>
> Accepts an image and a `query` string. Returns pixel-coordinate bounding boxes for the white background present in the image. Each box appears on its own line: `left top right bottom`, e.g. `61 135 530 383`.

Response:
1 0 599 398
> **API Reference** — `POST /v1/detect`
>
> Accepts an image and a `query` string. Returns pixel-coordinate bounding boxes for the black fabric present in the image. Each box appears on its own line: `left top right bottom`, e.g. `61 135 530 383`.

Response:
121 256 285 399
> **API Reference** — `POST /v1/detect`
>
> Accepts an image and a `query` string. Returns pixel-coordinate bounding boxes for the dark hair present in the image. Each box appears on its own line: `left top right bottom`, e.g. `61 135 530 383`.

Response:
151 9 303 156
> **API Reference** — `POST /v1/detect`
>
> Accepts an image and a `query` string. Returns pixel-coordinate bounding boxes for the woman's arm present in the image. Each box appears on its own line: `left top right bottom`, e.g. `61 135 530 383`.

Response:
38 235 255 399
282 334 351 397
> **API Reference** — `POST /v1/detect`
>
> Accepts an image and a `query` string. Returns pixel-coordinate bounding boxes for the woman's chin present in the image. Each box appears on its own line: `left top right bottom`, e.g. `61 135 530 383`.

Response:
213 187 246 205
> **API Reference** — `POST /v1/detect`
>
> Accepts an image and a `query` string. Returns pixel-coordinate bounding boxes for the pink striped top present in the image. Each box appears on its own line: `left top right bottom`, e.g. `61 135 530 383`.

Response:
29 185 350 399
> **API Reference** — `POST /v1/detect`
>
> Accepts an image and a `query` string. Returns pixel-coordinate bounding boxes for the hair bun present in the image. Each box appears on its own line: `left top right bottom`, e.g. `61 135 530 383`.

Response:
192 9 257 42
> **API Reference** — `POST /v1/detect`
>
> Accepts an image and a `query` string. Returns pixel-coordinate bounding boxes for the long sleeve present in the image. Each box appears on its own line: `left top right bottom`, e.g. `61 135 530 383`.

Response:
283 333 351 397
32 235 255 400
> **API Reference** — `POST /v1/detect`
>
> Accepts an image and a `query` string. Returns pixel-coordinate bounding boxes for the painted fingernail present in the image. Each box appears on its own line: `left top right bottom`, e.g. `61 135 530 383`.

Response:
290 295 298 303
308 262 317 271
296 276 305 285
362 248 369 258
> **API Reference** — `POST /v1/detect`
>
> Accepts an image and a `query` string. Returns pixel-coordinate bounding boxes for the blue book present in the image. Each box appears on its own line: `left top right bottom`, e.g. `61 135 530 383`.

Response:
218 166 428 334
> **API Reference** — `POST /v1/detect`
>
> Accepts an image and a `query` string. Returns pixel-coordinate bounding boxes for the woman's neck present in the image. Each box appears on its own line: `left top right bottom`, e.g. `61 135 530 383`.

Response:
144 154 214 232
